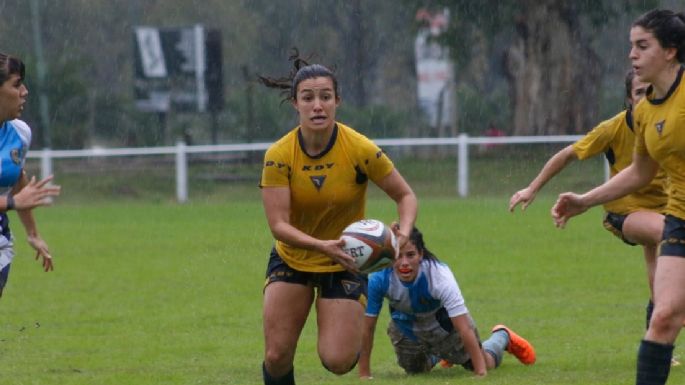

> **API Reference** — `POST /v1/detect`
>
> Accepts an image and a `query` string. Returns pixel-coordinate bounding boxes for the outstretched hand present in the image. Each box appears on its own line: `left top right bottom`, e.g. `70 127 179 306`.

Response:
27 234 53 272
509 187 536 212
551 192 588 228
13 175 61 210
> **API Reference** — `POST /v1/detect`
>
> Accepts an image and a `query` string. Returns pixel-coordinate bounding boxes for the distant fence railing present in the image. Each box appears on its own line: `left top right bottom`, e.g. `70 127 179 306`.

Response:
28 134 595 202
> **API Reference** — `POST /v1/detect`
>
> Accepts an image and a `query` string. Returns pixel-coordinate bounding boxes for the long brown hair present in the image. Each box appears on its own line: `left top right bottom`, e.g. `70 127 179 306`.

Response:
258 48 338 102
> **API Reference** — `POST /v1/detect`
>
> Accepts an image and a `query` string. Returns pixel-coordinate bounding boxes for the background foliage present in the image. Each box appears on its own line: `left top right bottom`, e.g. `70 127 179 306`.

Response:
0 0 679 148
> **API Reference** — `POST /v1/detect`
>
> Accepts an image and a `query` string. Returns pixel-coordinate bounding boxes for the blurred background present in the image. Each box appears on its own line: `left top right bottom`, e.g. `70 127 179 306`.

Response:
0 0 680 202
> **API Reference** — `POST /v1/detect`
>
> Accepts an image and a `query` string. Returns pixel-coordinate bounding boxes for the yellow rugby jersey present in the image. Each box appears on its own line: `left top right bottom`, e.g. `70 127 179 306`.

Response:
573 110 667 215
260 122 395 272
634 66 685 218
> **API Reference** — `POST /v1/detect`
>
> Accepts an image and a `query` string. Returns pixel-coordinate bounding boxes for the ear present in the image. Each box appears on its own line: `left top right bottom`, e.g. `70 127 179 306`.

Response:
291 97 298 112
664 46 678 62
335 95 341 107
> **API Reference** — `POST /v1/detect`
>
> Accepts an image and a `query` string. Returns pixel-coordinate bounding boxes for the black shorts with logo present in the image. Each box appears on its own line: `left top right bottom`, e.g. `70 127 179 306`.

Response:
660 215 685 257
264 247 367 304
603 212 637 246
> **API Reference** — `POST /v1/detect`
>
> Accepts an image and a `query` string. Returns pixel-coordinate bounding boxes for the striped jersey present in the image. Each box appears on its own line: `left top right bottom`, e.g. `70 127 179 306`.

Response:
366 259 468 340
0 119 30 270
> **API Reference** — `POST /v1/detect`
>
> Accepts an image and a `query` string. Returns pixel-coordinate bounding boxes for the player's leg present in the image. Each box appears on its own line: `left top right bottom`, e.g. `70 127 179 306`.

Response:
637 257 685 384
622 211 663 247
263 282 314 383
491 325 536 365
431 313 491 370
623 212 662 297
315 270 366 374
263 250 315 384
387 320 433 374
607 212 662 329
0 262 9 298
481 328 509 368
636 215 685 385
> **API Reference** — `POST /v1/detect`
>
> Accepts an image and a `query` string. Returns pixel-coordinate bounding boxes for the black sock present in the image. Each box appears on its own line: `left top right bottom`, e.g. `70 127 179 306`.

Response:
636 339 673 385
263 362 295 385
645 300 654 330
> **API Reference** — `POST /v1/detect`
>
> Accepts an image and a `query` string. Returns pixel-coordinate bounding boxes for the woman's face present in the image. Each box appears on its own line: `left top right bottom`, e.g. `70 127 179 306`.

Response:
629 26 677 83
292 76 339 133
0 73 28 121
629 75 649 106
393 239 423 283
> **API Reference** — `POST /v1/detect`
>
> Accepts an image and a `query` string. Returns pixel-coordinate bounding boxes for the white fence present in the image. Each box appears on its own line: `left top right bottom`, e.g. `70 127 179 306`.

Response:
29 134 595 202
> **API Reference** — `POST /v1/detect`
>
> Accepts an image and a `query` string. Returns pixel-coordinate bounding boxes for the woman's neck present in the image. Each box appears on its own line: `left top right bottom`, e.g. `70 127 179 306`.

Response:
300 126 334 155
652 63 681 99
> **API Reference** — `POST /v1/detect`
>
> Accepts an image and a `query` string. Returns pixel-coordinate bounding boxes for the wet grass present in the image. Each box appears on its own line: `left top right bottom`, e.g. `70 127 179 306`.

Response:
1 198 683 384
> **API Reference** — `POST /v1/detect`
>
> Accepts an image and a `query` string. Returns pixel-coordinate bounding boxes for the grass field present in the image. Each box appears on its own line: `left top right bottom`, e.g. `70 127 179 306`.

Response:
2 195 684 385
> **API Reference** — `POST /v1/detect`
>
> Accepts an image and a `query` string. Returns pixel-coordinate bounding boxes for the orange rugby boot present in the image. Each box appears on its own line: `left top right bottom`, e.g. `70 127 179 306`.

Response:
492 324 536 365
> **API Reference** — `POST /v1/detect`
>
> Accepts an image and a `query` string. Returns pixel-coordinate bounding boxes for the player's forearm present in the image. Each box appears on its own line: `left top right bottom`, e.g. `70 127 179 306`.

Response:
17 208 38 237
580 163 652 207
359 316 378 377
528 145 576 192
395 192 417 239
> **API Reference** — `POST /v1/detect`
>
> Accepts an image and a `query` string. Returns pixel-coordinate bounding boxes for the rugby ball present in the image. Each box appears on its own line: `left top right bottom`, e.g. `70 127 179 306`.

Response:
341 219 398 274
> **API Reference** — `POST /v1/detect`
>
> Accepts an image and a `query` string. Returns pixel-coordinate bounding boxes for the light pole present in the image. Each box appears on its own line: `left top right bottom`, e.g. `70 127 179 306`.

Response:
29 0 52 148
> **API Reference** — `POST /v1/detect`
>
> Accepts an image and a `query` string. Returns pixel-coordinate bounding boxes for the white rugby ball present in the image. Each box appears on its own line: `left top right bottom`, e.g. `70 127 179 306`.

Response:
341 219 398 274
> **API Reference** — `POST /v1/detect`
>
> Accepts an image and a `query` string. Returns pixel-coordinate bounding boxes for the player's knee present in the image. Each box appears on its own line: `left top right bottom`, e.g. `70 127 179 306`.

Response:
321 354 358 375
398 356 431 374
649 306 682 335
264 348 295 374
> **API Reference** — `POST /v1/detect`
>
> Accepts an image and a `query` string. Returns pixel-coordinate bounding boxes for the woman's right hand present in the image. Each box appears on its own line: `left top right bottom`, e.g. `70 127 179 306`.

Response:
320 239 360 273
509 187 536 212
551 192 588 228
13 175 61 210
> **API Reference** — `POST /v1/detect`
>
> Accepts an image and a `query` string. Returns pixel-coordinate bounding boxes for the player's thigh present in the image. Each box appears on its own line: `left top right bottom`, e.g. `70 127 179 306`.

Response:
263 281 314 355
387 320 431 373
623 211 664 246
316 297 364 358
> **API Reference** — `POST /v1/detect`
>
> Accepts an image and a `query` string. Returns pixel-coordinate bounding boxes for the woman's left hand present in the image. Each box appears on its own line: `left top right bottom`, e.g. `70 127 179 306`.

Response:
27 234 53 272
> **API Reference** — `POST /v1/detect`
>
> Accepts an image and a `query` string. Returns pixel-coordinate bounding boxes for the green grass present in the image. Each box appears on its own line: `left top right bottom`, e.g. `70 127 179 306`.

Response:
2 197 683 385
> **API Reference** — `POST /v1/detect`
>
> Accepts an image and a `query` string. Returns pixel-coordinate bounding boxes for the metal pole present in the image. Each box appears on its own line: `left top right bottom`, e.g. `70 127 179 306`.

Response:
457 133 468 197
175 141 188 203
40 148 52 180
29 0 52 148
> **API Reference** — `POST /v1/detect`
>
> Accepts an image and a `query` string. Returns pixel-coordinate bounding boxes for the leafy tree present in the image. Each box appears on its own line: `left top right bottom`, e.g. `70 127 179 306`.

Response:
406 0 658 135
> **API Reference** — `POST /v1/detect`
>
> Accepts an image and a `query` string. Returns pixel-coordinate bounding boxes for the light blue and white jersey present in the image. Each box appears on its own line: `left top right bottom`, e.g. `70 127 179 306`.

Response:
366 259 469 340
0 119 30 270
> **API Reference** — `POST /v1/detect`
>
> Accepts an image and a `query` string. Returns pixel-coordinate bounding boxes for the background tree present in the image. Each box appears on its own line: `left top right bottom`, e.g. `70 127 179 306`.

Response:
412 0 658 135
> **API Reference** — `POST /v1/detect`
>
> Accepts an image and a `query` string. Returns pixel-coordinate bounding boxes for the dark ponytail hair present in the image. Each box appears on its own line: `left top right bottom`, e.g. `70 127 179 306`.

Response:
624 69 635 102
0 52 25 85
258 48 339 102
633 9 685 63
408 227 440 264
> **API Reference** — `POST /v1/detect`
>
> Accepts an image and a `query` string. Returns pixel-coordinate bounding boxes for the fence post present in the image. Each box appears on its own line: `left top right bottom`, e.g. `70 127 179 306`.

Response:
175 141 188 203
40 148 52 180
457 133 468 197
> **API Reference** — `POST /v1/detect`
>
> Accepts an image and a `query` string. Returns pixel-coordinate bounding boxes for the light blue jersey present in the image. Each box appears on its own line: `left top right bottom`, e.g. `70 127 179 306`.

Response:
366 259 469 341
0 119 30 271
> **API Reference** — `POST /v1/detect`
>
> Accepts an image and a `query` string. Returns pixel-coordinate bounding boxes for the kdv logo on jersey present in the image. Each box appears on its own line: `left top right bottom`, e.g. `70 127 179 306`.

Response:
655 120 665 136
310 175 326 191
